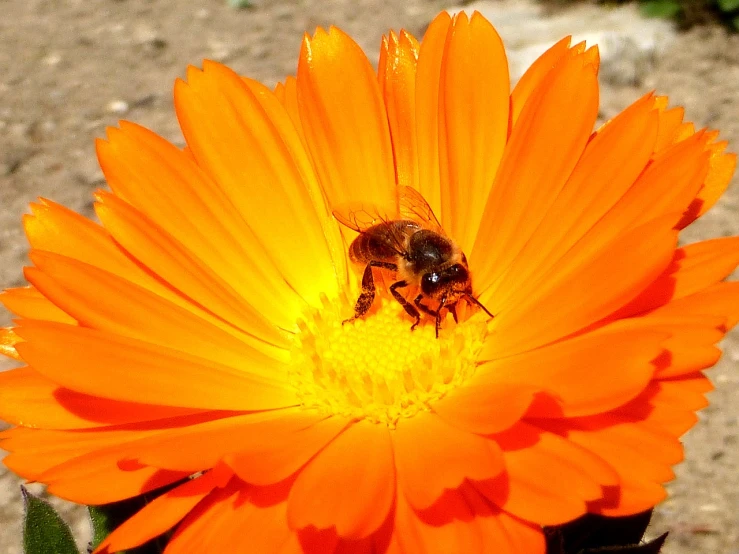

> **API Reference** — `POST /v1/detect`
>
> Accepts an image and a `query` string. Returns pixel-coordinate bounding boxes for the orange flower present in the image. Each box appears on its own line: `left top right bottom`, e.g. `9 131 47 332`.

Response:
1 10 737 554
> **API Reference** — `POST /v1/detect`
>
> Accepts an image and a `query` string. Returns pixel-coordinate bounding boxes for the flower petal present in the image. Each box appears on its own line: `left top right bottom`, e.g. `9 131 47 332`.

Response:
488 93 659 310
95 465 233 553
379 30 420 190
174 62 345 310
615 237 739 317
0 285 75 323
414 11 452 216
168 481 339 554
226 415 350 486
472 48 599 291
287 420 394 539
479 328 667 418
26 250 287 369
510 36 572 126
478 423 616 525
432 382 536 435
491 215 678 356
437 11 509 252
0 366 200 430
538 415 683 516
392 487 482 553
98 120 324 334
393 410 504 510
297 27 395 207
14 321 296 411
121 408 349 487
0 327 23 361
652 281 739 329
94 191 289 352
392 483 546 554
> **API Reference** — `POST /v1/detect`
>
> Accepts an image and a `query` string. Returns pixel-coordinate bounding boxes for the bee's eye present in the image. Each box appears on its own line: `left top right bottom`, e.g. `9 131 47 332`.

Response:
421 272 440 294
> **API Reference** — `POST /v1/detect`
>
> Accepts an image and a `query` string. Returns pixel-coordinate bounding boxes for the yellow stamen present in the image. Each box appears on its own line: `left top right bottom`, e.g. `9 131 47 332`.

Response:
289 295 489 427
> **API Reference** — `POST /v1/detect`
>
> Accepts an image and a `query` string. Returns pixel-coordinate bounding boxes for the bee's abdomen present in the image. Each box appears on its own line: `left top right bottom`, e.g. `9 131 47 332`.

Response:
349 221 417 264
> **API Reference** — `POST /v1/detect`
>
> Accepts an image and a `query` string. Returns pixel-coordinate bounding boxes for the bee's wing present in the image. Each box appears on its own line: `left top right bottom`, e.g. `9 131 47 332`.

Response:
397 186 445 235
332 201 410 258
332 202 393 232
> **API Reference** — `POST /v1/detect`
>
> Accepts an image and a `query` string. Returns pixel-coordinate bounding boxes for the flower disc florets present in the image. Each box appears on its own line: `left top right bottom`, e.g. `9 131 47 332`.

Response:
289 296 489 426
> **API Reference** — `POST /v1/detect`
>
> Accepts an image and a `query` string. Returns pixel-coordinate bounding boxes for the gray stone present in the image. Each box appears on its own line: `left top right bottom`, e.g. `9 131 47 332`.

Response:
448 0 677 86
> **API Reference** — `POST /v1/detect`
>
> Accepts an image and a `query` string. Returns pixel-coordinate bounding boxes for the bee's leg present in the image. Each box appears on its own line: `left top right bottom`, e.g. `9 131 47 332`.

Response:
449 303 459 323
345 261 397 324
434 297 448 338
465 294 495 319
389 280 421 330
414 294 441 337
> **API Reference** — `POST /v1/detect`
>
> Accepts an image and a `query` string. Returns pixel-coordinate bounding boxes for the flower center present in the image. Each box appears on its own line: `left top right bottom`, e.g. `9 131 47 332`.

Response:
289 294 489 426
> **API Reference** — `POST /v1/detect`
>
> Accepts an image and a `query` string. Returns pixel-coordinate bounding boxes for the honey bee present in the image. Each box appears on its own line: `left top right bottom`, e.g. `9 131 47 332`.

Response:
333 186 494 337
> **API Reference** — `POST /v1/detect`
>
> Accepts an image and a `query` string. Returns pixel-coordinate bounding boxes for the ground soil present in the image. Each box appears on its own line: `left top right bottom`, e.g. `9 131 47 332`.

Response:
0 1 737 553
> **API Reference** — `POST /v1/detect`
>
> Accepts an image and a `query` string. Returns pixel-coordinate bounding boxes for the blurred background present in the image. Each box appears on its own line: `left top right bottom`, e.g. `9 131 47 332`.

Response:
0 1 737 553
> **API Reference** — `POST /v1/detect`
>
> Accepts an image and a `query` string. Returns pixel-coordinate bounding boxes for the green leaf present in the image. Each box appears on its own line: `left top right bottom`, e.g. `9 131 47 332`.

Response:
733 14 739 29
639 0 682 18
88 505 117 551
22 486 79 554
718 0 739 13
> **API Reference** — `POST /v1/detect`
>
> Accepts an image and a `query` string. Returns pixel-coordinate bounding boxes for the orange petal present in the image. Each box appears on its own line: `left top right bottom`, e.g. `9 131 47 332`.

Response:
479 327 667 418
0 285 75 323
14 320 296 411
580 132 710 245
611 373 712 437
538 416 682 515
0 366 199 430
25 250 287 370
393 410 504 510
97 120 327 334
174 62 344 310
6 427 190 504
273 76 308 150
379 30 420 190
1 425 151 481
392 487 481 553
437 12 510 252
22 199 277 357
488 92 659 310
0 327 23 361
168 480 336 554
392 485 545 554
94 192 289 352
652 281 739 330
615 237 739 317
95 465 232 553
414 12 452 216
22 200 166 294
510 36 572 126
225 415 350 486
491 215 678 357
690 144 736 223
297 27 395 207
652 98 686 152
125 409 348 484
591 312 725 379
432 382 536 434
472 49 599 292
478 423 615 525
287 420 394 539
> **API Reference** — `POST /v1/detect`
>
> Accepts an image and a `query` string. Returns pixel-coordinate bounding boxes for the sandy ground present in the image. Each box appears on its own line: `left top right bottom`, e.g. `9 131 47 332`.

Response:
0 1 738 553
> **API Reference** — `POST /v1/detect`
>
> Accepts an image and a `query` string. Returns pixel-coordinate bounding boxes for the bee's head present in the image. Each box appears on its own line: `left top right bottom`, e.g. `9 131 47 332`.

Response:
421 263 471 301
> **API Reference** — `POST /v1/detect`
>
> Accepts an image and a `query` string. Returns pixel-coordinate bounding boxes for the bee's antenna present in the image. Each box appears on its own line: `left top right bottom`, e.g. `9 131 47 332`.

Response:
465 295 495 319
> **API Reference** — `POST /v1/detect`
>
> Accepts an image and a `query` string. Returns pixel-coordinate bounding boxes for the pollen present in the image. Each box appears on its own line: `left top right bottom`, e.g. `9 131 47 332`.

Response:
289 294 490 426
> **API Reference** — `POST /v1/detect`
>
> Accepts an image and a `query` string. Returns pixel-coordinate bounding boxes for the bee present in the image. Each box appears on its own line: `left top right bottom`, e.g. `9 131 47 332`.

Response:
333 186 494 338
